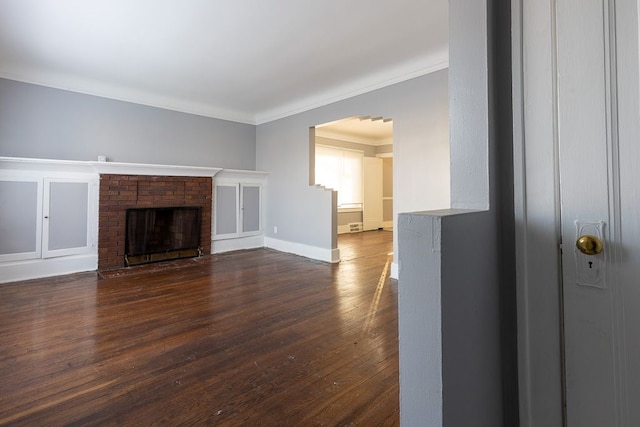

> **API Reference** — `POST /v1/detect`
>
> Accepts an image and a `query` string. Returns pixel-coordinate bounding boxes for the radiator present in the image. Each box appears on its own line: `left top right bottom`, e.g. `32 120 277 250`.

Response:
348 222 363 233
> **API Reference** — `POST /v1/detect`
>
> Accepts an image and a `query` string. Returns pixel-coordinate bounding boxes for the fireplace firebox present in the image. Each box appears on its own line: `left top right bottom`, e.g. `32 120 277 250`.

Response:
125 206 201 266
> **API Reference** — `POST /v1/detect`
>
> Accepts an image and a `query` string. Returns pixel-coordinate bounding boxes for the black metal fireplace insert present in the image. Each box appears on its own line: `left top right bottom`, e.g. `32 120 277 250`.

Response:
125 206 201 266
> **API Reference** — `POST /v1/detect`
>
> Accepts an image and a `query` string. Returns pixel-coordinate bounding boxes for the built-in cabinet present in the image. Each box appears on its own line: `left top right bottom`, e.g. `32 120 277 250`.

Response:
212 170 268 253
0 173 98 263
0 161 99 284
214 183 261 238
0 176 42 262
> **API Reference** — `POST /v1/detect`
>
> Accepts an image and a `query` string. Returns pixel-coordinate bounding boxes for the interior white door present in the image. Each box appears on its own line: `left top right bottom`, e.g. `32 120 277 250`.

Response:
363 157 383 231
557 0 639 424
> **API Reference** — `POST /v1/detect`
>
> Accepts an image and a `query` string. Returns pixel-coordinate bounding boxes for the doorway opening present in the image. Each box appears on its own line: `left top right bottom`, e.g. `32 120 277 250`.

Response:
309 116 393 259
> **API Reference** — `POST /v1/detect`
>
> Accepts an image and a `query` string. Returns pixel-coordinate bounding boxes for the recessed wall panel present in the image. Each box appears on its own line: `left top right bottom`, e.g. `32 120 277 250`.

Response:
0 181 38 255
242 186 260 233
48 182 88 251
216 185 237 235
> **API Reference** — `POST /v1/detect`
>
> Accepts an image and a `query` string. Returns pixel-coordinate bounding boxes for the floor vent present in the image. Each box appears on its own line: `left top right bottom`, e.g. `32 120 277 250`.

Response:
348 222 363 233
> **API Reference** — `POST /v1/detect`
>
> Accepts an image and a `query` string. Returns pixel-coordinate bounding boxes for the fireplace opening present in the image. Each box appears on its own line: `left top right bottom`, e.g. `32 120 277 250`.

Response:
125 206 201 266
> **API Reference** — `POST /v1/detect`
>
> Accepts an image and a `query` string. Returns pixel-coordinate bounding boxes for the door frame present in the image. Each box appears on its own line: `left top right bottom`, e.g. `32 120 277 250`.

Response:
512 0 565 425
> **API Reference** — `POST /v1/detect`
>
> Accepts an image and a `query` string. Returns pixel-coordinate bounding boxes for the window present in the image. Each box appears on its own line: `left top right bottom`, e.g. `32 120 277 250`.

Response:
315 145 363 209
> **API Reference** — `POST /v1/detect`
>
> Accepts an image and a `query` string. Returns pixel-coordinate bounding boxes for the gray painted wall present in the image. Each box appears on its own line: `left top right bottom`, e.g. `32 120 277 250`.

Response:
257 71 450 255
440 212 502 426
337 211 362 227
397 211 445 427
0 79 256 169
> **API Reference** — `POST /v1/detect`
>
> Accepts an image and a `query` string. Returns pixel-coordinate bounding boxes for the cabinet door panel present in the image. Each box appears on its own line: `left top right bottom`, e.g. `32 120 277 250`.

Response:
214 185 238 237
241 185 261 234
0 179 41 260
44 180 90 257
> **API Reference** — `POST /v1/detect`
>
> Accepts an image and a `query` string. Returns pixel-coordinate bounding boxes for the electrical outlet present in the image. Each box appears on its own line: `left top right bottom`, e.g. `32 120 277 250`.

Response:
273 226 278 234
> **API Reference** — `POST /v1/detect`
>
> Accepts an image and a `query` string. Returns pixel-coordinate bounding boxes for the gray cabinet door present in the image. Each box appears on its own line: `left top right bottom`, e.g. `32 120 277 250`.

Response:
0 179 42 261
43 180 90 257
214 184 239 238
241 185 261 235
0 176 95 261
214 182 262 240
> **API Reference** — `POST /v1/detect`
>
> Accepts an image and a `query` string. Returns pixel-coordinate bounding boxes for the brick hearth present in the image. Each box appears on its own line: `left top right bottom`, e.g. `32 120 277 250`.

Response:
98 174 212 271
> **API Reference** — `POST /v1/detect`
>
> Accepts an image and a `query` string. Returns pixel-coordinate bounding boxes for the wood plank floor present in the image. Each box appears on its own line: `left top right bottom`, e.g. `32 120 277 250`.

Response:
0 230 398 426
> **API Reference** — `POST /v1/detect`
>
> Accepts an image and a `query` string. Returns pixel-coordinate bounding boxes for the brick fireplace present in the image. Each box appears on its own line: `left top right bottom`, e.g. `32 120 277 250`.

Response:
98 174 212 271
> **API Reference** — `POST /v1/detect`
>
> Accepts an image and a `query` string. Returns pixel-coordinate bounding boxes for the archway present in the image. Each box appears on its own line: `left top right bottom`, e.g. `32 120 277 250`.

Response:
309 116 393 260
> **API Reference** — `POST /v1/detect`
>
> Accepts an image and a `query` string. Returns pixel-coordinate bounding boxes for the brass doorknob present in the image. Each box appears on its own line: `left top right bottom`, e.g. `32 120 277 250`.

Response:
576 235 603 255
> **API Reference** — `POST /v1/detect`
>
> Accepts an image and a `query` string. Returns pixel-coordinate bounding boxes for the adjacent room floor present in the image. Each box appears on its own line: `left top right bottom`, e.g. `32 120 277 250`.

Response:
0 230 398 426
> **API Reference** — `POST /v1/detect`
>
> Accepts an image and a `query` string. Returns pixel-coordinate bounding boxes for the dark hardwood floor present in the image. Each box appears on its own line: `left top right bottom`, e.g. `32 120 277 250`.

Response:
0 230 398 426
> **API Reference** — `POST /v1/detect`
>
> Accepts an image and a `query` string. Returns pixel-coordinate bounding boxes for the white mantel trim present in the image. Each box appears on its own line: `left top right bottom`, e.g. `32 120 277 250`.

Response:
213 169 270 181
91 161 222 177
0 156 228 177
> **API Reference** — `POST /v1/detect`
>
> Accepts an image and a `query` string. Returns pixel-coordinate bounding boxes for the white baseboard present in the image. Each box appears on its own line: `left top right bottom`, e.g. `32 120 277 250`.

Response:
0 254 98 284
264 237 340 263
363 221 383 231
212 235 264 254
391 261 398 280
337 225 351 234
340 223 392 234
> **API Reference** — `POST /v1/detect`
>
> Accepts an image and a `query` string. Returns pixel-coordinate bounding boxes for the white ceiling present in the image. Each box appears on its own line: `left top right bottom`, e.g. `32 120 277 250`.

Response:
0 0 448 125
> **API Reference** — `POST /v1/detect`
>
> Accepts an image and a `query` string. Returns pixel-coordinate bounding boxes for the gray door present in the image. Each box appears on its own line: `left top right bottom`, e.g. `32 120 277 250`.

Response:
557 0 639 424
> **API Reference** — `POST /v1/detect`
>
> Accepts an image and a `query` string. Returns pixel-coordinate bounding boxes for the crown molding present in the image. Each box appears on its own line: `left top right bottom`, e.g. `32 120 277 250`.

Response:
1 49 448 127
0 69 256 125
